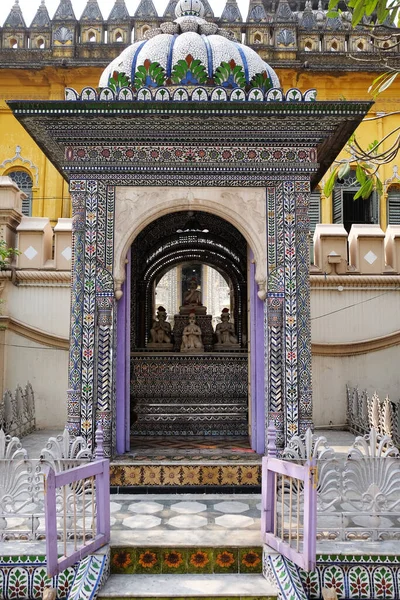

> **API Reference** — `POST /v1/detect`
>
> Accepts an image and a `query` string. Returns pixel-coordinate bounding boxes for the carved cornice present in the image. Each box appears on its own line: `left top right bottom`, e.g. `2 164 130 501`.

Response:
0 315 69 349
0 270 71 285
312 330 400 356
310 274 400 287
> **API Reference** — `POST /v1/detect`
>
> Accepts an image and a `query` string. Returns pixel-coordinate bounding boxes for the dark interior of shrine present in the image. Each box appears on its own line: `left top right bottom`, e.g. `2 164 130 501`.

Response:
129 211 251 443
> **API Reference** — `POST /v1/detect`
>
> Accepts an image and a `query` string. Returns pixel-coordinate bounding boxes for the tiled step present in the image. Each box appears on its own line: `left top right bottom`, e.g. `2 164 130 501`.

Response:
98 573 278 599
110 546 263 575
110 462 261 491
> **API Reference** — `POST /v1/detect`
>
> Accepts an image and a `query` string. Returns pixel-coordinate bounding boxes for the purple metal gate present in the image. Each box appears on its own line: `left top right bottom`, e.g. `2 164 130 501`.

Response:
44 457 110 577
261 455 317 571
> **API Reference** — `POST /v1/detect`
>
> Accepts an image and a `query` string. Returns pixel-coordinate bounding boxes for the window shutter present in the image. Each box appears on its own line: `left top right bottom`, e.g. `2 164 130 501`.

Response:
309 191 321 262
8 171 33 216
333 187 343 223
388 189 400 224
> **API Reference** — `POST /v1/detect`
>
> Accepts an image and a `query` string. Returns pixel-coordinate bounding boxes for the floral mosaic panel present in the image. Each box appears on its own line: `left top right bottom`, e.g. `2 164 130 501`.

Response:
110 463 261 487
263 550 400 600
0 555 77 600
110 546 263 575
65 145 315 165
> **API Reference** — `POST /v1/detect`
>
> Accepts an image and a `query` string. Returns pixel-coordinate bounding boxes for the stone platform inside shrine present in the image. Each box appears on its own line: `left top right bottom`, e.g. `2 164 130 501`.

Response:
130 353 248 438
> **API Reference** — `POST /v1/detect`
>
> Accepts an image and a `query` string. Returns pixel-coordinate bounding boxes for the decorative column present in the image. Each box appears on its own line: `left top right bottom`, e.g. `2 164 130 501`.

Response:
250 255 265 454
265 182 285 450
66 179 117 457
265 177 313 452
295 181 313 433
66 180 86 438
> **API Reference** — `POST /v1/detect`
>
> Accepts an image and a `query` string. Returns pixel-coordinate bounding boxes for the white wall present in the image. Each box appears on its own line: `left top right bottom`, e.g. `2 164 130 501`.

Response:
4 330 68 429
312 346 400 427
4 284 70 337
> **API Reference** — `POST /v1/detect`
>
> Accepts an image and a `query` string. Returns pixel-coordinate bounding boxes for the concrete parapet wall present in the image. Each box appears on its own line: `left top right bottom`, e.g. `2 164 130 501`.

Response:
314 223 400 274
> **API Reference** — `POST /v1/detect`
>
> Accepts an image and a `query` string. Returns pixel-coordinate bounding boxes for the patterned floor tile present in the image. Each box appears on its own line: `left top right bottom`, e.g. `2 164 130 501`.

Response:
215 515 255 529
122 515 161 529
167 514 208 529
214 501 250 514
170 501 207 514
127 501 164 514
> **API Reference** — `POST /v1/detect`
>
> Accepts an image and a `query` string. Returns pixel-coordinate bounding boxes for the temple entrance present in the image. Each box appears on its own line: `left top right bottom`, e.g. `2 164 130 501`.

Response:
128 210 254 445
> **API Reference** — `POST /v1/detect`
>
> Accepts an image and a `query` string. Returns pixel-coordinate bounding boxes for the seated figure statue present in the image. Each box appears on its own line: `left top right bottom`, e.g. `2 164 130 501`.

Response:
180 278 206 315
215 308 239 349
148 306 173 349
181 312 204 352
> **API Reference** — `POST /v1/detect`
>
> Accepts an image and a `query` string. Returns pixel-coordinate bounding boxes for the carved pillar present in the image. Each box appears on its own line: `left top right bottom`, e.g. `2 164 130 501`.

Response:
66 181 86 437
265 183 285 450
265 177 313 452
96 296 115 457
67 180 117 456
296 181 313 433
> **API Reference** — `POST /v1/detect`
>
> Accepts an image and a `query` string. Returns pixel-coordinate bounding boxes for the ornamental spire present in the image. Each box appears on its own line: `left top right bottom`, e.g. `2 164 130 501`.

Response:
247 0 267 22
4 0 26 28
220 0 242 23
31 0 51 28
135 0 158 18
53 0 77 21
108 0 129 22
80 0 103 22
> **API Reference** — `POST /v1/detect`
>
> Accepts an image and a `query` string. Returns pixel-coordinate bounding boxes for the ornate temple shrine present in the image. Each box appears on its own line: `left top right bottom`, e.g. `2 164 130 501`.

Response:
7 0 372 458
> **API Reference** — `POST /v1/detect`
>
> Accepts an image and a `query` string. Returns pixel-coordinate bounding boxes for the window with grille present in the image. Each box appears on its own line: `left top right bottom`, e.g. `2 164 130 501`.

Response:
309 190 321 263
8 170 33 216
333 171 378 233
387 187 400 224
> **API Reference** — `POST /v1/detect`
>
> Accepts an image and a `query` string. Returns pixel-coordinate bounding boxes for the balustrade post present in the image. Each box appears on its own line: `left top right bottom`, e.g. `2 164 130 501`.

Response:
94 423 104 459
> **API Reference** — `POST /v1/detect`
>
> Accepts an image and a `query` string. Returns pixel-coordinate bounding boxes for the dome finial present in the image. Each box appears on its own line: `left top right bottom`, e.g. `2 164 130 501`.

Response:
175 0 205 18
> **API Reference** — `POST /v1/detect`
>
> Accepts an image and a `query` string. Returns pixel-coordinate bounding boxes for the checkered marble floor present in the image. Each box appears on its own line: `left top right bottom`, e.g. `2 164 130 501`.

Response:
109 494 263 547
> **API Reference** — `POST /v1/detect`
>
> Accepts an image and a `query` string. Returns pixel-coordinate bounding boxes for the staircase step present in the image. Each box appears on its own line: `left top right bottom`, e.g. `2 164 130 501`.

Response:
98 573 278 599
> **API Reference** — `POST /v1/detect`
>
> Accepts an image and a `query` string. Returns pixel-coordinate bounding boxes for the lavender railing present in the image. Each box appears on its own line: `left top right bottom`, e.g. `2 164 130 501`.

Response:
44 456 110 576
44 426 110 576
261 426 317 572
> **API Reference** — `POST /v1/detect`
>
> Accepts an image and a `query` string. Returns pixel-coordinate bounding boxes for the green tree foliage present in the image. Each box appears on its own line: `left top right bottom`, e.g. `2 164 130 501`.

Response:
0 239 19 270
323 0 400 198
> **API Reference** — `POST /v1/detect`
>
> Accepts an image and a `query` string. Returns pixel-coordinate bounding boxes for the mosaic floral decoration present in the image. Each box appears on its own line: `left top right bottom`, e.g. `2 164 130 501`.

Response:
189 549 212 572
108 70 131 93
112 550 133 573
110 546 263 575
163 550 185 572
138 550 159 569
214 549 238 574
134 60 166 88
0 555 77 600
250 70 273 92
264 551 400 600
240 548 262 573
171 54 208 85
110 463 261 487
214 60 246 89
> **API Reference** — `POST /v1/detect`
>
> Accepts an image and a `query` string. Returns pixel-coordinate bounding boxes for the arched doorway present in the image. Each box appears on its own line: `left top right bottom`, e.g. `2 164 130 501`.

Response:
118 210 265 452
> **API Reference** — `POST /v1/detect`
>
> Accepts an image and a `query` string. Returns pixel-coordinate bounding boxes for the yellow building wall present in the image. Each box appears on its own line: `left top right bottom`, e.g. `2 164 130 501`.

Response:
1 65 399 227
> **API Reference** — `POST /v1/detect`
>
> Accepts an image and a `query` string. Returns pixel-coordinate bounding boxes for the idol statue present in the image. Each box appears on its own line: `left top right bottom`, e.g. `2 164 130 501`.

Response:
183 278 202 306
215 308 239 349
148 306 173 349
180 277 206 315
181 312 204 352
